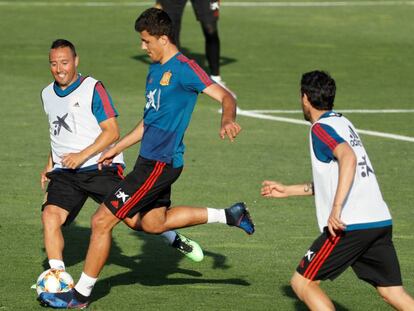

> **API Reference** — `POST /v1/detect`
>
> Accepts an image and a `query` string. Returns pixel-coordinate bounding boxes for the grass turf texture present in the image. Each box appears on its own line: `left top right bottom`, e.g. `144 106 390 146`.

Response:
0 1 413 310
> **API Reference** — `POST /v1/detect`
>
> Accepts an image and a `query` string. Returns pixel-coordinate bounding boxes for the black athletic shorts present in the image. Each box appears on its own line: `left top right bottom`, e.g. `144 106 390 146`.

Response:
43 165 125 226
104 156 183 220
158 0 220 23
296 226 402 287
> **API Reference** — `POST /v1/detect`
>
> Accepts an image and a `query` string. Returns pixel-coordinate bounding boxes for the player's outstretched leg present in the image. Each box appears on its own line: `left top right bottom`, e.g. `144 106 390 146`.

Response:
225 202 255 235
140 203 255 236
171 232 204 262
125 216 204 263
38 289 88 309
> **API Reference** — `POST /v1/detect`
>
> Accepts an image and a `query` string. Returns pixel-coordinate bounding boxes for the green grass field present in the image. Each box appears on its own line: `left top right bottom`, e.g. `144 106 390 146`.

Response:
1 1 413 310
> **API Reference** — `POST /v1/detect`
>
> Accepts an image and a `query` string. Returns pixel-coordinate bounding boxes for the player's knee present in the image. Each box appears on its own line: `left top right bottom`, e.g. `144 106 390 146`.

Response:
290 272 313 301
202 23 218 38
377 286 402 305
378 289 393 305
91 208 113 233
290 274 303 300
42 206 66 228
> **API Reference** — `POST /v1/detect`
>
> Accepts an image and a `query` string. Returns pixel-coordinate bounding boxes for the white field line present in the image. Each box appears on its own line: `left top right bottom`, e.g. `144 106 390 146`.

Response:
0 1 154 6
248 109 414 114
1 1 414 7
236 109 414 143
223 1 414 7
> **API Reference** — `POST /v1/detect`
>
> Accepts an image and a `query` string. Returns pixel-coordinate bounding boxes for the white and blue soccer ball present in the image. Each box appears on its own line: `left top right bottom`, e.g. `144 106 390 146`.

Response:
36 269 74 295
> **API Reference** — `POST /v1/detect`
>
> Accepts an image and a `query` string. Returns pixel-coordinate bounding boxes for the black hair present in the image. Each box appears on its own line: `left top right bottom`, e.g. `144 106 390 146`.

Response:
50 39 77 57
301 70 336 110
134 8 175 44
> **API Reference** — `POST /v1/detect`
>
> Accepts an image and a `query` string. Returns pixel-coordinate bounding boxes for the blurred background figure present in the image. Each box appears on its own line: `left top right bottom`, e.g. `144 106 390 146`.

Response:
156 0 237 98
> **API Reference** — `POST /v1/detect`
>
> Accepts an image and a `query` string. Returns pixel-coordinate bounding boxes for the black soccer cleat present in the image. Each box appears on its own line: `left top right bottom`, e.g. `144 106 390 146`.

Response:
225 202 255 235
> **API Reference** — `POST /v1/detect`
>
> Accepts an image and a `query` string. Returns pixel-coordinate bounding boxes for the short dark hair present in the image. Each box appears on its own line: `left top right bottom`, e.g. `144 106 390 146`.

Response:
301 70 336 110
134 8 175 44
50 39 77 57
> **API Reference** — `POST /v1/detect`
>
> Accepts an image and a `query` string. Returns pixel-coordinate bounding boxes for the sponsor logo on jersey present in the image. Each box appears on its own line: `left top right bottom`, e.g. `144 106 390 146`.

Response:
210 1 220 11
145 89 160 111
358 155 374 177
52 113 72 136
73 102 80 108
115 189 129 203
160 71 172 86
304 250 315 262
111 200 119 209
349 126 362 147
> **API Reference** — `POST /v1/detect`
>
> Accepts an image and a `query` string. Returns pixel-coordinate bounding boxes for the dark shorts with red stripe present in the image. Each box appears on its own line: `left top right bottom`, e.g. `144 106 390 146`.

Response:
104 156 183 220
43 165 125 226
296 226 402 287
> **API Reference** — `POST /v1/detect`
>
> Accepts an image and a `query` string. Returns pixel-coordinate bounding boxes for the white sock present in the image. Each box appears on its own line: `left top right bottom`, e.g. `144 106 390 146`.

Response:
160 230 177 245
74 272 97 297
49 259 65 270
207 208 226 224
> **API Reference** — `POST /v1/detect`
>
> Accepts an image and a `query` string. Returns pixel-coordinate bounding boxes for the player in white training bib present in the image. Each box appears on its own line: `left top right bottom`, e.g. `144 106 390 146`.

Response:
261 70 414 310
40 39 202 276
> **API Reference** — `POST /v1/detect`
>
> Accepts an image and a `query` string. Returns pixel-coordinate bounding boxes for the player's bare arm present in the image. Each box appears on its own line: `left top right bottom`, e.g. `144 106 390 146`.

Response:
328 142 357 236
41 152 54 190
261 180 314 198
98 119 145 167
61 117 120 169
202 83 241 142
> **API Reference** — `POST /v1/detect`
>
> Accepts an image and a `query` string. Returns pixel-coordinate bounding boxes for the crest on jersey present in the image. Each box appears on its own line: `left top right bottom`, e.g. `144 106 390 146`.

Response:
160 71 172 86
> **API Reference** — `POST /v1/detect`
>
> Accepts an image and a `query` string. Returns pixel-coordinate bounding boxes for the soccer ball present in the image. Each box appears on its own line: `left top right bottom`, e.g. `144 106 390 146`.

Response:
36 269 74 295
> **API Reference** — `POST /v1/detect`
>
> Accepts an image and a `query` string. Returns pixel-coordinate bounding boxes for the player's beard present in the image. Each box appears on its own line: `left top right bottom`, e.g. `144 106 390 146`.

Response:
303 111 311 122
302 105 311 122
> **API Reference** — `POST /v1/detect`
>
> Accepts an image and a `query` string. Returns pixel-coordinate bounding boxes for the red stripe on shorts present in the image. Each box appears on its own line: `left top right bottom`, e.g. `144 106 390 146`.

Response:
304 235 341 280
115 161 166 219
116 165 125 180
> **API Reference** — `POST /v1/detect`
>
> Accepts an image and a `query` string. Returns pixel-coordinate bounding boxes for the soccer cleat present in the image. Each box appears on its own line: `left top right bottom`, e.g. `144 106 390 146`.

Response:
172 233 204 262
225 202 255 235
38 289 89 309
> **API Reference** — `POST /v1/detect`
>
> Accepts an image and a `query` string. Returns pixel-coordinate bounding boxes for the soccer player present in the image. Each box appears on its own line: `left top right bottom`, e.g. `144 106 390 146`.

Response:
261 71 414 310
155 0 237 98
38 9 254 308
40 39 203 274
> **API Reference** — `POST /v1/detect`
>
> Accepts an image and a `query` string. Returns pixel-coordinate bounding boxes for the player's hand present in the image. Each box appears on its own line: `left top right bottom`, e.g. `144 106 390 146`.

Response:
97 147 118 170
261 180 289 198
220 120 241 142
327 204 346 237
61 152 87 169
40 166 52 190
